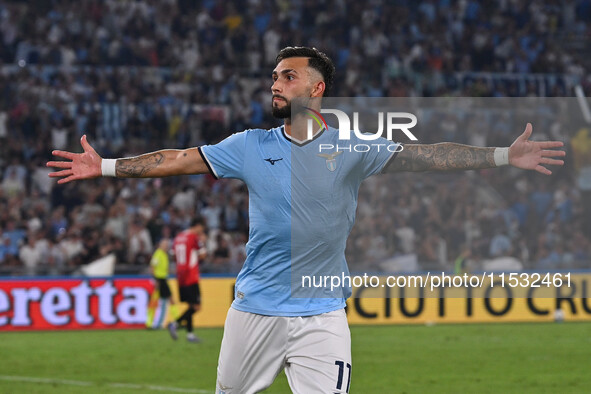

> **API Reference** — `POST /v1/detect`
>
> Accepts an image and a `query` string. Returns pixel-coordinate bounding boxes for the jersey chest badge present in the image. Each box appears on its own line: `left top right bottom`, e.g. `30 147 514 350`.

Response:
317 151 343 172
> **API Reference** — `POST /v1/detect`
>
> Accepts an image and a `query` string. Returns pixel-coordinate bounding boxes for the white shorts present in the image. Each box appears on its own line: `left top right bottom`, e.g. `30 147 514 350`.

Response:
216 308 352 394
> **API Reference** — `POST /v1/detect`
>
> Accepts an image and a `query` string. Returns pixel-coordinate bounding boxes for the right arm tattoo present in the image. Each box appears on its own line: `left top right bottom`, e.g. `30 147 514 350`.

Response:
116 152 165 177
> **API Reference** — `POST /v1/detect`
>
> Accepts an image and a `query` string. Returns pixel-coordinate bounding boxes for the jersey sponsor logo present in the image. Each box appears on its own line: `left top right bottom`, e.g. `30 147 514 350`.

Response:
264 157 283 165
317 151 343 172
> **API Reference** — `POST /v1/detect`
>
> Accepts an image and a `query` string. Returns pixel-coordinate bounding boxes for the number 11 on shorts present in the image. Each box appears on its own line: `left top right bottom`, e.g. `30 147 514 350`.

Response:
335 360 351 393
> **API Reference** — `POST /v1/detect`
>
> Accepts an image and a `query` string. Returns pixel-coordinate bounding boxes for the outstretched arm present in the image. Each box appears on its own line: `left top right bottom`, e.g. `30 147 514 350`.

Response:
387 123 565 175
47 135 210 184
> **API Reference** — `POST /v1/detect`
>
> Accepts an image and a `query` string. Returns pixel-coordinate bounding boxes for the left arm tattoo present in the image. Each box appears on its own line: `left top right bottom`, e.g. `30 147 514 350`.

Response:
116 152 165 177
386 143 496 172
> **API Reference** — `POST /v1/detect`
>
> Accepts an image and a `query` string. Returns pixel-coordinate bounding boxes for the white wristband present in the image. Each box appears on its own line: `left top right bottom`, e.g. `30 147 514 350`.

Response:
494 147 510 167
101 159 117 177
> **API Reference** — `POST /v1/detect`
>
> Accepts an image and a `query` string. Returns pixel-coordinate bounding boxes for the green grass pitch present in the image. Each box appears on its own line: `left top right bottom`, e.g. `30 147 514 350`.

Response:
1 322 590 393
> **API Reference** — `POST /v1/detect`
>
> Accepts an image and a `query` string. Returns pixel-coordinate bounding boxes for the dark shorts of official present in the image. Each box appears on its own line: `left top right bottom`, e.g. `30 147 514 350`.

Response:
155 278 172 299
179 283 201 305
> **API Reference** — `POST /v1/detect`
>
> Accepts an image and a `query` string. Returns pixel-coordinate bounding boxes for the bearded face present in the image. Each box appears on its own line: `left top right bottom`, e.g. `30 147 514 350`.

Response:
271 94 291 119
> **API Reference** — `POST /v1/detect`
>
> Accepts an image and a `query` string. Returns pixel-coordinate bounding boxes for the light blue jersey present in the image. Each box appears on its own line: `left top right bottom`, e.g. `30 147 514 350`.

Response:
199 126 399 316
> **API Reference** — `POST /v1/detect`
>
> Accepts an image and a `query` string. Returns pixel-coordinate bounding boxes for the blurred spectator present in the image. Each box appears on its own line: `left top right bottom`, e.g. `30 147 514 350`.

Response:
211 233 231 271
202 198 222 231
59 228 84 266
128 218 153 265
489 231 513 258
19 233 49 275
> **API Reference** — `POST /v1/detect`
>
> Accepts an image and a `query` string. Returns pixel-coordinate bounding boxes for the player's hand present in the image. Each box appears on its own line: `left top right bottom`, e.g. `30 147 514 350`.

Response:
47 135 103 184
508 123 566 175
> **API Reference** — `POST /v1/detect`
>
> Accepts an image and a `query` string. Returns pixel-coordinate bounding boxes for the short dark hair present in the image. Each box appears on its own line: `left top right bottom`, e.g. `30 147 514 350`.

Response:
190 216 206 228
276 46 335 97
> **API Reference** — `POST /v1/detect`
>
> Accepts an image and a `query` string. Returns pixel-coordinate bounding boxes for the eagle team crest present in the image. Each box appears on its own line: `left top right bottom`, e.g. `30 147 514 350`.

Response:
317 151 343 172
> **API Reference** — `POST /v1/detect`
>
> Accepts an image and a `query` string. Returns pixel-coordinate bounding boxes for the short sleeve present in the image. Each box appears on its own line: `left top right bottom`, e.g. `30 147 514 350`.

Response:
199 131 247 180
355 135 401 179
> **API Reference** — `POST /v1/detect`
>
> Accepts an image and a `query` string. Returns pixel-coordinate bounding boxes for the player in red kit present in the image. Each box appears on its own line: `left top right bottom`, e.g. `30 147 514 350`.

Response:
168 217 207 343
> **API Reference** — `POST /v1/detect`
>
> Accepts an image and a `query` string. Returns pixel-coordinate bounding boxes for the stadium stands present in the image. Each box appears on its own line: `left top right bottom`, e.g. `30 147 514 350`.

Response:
0 0 589 275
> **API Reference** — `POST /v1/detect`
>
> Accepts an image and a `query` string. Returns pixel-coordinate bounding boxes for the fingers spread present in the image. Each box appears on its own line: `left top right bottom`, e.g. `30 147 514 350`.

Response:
535 165 552 175
46 161 72 169
541 149 566 157
57 175 76 184
52 150 76 160
520 123 533 140
540 158 564 165
538 141 564 149
49 170 73 178
81 135 96 153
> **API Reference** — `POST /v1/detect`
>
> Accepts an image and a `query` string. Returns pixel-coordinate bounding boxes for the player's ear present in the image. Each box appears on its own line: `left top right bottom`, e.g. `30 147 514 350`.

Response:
311 81 325 98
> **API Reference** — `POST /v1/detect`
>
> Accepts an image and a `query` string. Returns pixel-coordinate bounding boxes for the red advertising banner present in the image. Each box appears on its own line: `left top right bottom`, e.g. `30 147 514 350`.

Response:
0 278 153 331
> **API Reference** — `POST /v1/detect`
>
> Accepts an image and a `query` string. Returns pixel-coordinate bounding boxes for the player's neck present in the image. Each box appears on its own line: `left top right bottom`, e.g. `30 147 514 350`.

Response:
283 117 323 143
283 118 292 136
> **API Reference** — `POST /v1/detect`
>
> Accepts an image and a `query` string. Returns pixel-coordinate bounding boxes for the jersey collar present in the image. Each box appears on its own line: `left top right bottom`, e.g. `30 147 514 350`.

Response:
281 125 326 147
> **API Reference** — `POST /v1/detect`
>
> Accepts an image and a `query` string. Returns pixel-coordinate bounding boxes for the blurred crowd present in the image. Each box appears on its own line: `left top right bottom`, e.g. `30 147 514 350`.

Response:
2 1 591 73
349 155 590 273
343 101 590 273
0 0 590 275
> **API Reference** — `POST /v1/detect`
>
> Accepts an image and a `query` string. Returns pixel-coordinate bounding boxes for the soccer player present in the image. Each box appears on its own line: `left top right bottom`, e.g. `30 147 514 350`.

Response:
48 47 565 393
168 217 207 343
147 238 175 329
